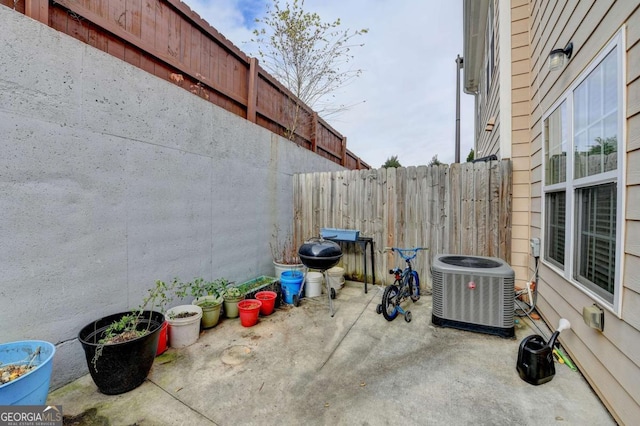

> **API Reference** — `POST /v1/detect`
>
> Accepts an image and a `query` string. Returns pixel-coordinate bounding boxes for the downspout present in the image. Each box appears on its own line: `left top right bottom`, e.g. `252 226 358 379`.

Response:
455 55 464 163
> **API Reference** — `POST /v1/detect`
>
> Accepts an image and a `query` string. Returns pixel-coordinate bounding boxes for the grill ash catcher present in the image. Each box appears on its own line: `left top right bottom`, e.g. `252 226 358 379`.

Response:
516 318 571 385
298 235 343 317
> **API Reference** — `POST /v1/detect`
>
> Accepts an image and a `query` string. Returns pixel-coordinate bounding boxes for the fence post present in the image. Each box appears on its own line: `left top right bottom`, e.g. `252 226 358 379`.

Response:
247 57 258 123
311 112 318 152
341 137 347 166
25 0 48 24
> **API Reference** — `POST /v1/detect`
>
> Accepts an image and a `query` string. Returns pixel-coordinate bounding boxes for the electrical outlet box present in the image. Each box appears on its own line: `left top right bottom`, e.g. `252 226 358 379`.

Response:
583 304 605 331
530 238 540 257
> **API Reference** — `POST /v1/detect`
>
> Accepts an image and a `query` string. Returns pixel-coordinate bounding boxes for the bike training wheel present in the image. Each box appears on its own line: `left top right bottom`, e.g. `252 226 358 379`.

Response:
376 304 382 314
405 311 412 323
408 274 420 302
381 284 399 321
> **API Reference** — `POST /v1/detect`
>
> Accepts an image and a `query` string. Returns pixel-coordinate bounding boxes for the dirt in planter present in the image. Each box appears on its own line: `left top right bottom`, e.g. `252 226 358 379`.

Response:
241 302 261 310
172 311 197 319
0 345 43 384
0 364 36 384
102 330 145 344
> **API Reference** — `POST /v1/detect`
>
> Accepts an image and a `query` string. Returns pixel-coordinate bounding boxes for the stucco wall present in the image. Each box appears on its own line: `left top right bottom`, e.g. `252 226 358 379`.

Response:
0 5 343 389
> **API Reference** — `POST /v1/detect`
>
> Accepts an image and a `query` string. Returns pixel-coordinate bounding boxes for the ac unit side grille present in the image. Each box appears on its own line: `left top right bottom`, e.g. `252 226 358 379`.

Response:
431 255 515 338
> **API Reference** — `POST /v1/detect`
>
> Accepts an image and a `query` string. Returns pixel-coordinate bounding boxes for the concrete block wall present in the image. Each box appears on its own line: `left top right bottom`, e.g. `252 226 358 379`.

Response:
0 5 343 388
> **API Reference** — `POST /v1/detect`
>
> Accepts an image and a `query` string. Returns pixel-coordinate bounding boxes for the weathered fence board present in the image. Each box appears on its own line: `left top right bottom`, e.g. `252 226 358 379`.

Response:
293 160 512 291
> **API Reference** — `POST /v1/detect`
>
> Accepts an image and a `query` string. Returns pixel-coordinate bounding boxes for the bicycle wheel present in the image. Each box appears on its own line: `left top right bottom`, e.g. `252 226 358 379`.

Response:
408 273 420 302
381 284 399 321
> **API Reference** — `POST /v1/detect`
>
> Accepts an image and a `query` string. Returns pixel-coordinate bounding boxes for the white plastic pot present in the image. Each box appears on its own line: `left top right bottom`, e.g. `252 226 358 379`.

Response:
305 271 323 297
274 261 305 282
327 267 345 290
166 305 203 348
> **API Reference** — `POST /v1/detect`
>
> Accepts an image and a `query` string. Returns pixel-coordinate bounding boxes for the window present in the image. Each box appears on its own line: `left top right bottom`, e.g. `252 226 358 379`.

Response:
544 101 567 269
485 1 495 95
542 31 623 309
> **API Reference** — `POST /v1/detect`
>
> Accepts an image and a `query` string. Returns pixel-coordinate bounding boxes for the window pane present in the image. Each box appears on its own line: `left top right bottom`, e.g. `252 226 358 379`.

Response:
573 48 618 179
544 102 567 185
574 84 587 132
603 51 617 113
545 192 566 268
574 131 588 179
575 183 616 302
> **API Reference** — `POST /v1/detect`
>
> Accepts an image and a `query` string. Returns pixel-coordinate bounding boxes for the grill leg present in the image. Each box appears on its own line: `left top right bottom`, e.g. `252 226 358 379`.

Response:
324 270 334 317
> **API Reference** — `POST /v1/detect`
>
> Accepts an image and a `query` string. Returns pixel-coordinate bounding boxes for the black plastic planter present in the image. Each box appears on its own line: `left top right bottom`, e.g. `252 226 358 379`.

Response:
78 310 164 395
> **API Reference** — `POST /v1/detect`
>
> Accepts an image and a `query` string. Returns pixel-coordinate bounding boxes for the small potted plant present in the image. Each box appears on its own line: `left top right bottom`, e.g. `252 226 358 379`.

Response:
271 226 304 279
78 280 172 395
223 282 247 319
178 277 226 329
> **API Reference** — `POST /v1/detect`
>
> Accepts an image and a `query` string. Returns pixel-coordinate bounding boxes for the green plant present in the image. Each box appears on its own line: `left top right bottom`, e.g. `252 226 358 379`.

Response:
223 279 251 299
466 148 475 163
176 277 229 306
382 155 401 168
92 279 177 369
223 286 243 299
99 279 177 345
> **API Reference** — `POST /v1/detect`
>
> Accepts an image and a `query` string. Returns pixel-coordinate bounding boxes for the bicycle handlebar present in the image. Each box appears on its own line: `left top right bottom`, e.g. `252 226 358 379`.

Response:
383 247 428 252
383 247 428 261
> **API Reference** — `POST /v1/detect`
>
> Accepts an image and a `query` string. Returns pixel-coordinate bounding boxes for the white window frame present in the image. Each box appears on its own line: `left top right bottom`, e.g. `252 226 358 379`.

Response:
541 28 626 315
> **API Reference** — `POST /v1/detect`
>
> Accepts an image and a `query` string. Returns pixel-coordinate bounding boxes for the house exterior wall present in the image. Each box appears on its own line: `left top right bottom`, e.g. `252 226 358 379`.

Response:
465 0 640 422
0 6 344 389
475 0 502 159
465 0 531 287
509 0 532 289
528 1 640 424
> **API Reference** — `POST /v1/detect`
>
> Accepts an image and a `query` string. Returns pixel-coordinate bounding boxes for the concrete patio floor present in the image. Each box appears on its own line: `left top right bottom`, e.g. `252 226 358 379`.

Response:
49 281 616 425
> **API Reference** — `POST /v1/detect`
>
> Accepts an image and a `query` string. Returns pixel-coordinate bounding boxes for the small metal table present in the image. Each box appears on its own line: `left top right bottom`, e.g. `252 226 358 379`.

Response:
323 235 376 293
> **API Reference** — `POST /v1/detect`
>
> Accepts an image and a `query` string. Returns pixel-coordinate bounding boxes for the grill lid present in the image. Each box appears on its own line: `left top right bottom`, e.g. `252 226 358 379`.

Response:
298 237 343 270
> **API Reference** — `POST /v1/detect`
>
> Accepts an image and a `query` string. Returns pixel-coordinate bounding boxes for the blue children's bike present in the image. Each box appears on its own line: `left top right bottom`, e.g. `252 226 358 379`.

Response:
376 247 427 323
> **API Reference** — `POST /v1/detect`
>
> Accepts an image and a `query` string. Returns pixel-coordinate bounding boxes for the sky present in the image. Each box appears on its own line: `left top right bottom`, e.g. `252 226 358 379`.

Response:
182 0 476 168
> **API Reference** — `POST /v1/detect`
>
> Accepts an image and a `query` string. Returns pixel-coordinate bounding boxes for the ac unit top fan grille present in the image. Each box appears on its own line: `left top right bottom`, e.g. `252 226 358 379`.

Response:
439 256 502 268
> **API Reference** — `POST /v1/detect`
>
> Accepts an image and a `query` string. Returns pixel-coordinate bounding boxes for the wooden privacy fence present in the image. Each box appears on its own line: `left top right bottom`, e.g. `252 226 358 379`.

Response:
293 160 512 290
2 0 368 170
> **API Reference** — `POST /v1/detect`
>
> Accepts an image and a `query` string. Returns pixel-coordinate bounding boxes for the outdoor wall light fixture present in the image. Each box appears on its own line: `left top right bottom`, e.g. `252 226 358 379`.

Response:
549 42 573 71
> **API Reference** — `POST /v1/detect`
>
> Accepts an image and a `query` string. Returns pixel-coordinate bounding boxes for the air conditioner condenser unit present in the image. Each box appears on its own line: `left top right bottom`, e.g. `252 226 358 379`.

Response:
431 254 515 338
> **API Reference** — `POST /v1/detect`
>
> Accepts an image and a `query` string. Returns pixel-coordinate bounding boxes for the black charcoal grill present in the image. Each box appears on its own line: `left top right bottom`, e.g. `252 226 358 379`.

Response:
298 236 343 316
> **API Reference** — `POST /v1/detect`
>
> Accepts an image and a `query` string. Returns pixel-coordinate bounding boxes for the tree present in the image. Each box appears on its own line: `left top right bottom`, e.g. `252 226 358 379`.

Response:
589 136 617 155
382 155 401 168
428 155 442 167
252 0 368 139
466 148 475 162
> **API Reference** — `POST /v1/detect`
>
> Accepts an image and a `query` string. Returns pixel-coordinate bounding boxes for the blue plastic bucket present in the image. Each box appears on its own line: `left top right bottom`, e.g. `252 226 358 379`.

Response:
281 270 304 304
0 340 56 405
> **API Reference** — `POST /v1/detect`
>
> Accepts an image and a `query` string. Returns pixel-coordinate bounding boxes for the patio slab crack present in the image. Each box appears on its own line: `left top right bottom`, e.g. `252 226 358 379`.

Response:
318 287 380 371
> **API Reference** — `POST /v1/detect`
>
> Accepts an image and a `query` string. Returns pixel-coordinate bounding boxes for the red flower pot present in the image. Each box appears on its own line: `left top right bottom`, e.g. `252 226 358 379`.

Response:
238 299 263 327
156 321 168 356
255 291 277 316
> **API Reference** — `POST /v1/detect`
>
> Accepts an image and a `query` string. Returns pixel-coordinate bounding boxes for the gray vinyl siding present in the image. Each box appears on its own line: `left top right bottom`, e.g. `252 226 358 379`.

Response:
476 0 502 159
